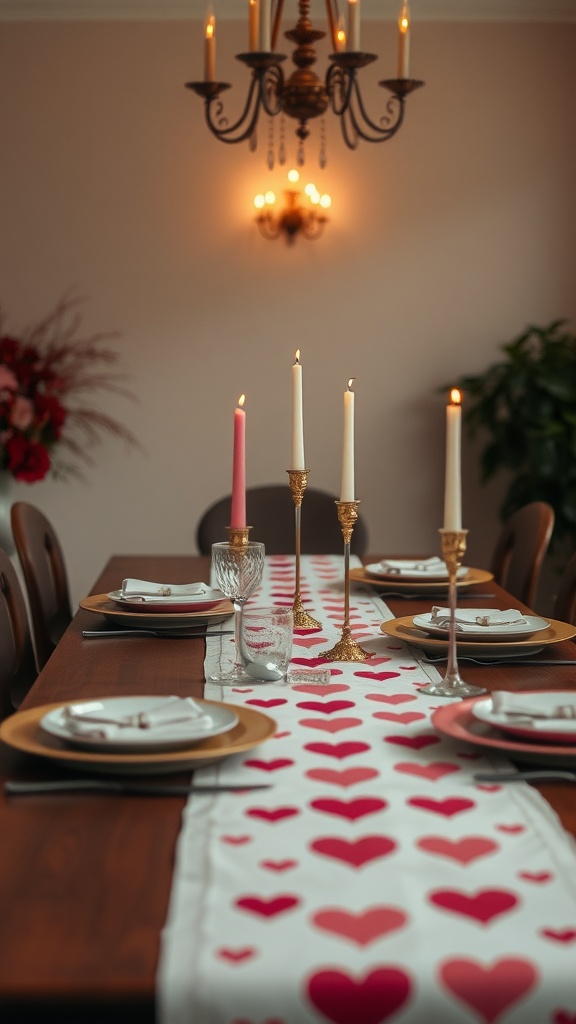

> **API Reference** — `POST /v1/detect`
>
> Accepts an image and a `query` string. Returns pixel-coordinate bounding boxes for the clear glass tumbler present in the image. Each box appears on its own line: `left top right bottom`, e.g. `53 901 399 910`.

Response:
210 541 265 683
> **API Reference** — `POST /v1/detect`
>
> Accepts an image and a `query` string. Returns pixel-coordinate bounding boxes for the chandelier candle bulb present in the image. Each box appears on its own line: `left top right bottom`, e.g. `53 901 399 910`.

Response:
204 6 216 81
335 15 346 51
231 395 246 530
347 0 360 51
258 0 270 51
291 351 305 471
397 0 410 78
443 389 462 532
249 0 258 50
340 379 355 502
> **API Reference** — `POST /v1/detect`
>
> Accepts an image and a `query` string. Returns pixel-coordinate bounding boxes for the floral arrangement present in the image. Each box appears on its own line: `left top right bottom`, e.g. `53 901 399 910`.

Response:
0 296 138 483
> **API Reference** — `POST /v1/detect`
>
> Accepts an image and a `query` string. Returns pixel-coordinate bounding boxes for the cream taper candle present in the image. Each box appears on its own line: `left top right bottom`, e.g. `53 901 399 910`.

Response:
347 0 360 51
249 0 258 50
443 389 462 531
291 350 305 471
204 6 216 81
340 378 355 502
397 0 410 78
258 0 270 51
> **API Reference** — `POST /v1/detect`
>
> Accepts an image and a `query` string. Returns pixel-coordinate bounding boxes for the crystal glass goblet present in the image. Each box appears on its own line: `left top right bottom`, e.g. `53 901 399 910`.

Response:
210 541 265 683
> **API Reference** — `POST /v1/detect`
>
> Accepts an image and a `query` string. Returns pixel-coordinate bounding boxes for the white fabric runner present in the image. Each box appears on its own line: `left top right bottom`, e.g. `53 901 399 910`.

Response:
158 554 576 1024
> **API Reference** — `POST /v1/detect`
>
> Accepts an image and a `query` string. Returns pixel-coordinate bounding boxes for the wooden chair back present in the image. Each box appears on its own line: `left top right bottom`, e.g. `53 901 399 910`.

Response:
0 547 37 719
196 485 369 556
490 501 554 608
10 502 72 670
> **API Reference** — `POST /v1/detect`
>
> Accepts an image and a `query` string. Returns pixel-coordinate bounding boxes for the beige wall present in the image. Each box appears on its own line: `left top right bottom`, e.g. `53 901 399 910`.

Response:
1 18 575 610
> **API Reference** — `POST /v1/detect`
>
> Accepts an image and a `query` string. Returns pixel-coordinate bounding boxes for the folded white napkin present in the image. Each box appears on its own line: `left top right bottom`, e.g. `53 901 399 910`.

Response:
429 606 528 630
378 557 447 576
62 697 214 740
491 691 576 721
120 579 210 602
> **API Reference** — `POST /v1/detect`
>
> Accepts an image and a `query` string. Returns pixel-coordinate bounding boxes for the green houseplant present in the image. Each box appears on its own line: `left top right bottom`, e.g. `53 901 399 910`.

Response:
452 320 576 549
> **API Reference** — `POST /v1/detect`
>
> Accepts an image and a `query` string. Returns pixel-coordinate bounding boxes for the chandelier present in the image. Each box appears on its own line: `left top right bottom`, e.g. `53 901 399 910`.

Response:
186 0 424 167
254 169 332 242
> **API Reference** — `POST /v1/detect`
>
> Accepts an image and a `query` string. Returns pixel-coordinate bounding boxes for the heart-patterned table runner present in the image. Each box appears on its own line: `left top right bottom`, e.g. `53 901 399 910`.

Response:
158 555 576 1024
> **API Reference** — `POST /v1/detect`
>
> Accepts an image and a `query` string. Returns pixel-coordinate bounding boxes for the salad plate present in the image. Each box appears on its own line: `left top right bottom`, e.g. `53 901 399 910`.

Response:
107 588 225 614
472 691 576 744
380 615 576 657
80 593 233 629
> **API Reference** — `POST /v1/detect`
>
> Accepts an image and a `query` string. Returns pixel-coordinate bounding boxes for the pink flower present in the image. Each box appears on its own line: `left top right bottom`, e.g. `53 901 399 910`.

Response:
9 395 34 430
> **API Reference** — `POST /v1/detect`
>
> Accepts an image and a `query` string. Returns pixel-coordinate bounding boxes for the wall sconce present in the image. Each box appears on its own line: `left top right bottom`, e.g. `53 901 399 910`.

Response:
254 169 332 244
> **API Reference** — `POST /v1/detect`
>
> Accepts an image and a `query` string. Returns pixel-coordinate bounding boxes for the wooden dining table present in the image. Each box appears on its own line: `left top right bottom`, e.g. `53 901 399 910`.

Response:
1 552 576 1023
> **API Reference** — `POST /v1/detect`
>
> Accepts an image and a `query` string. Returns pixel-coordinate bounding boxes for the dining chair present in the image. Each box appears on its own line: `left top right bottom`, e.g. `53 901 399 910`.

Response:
196 485 369 556
553 550 576 625
10 502 73 670
0 547 38 720
489 501 555 608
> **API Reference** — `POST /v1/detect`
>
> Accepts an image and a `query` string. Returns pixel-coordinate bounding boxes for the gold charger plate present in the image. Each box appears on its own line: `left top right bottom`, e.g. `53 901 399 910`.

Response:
80 593 233 629
350 566 493 593
0 699 276 775
380 615 576 658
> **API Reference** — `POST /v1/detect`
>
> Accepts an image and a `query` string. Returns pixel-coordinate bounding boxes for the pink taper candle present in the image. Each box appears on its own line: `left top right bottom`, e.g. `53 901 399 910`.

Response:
443 389 462 531
230 394 246 529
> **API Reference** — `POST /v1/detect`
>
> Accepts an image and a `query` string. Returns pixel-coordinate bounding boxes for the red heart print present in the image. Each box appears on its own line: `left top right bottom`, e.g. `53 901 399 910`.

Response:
541 928 576 943
304 741 370 760
395 761 460 781
496 824 525 834
293 637 330 648
291 657 330 668
310 797 387 821
354 671 401 681
476 784 501 792
246 807 300 823
297 701 356 714
312 906 407 946
408 797 475 817
292 684 350 695
221 835 252 845
429 888 518 924
236 894 300 918
299 717 362 734
307 967 411 1024
246 698 288 708
417 836 498 864
311 835 396 867
384 733 440 749
218 947 256 963
260 859 298 872
440 957 537 1023
372 711 426 724
243 759 294 772
273 731 291 739
518 871 552 883
306 767 380 788
398 665 417 670
365 693 417 704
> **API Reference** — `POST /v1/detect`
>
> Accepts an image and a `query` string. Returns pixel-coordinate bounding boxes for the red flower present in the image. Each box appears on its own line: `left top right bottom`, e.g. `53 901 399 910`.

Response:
6 434 51 483
34 393 68 439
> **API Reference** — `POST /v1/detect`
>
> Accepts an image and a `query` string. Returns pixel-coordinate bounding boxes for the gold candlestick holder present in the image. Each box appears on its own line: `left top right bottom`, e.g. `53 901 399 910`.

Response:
287 469 322 629
419 528 486 698
227 526 252 547
320 500 373 662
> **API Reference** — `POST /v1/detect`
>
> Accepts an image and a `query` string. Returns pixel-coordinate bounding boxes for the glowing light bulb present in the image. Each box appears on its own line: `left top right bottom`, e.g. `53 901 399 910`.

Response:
254 194 265 209
320 194 332 209
287 168 299 184
265 190 276 205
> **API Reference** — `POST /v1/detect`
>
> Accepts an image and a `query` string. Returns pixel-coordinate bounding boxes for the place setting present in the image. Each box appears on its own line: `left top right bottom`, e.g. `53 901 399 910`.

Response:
0 694 277 776
79 577 234 632
349 555 493 594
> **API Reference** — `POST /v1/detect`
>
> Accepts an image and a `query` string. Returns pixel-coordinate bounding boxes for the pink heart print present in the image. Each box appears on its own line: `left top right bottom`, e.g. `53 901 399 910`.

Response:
407 797 475 817
354 671 401 682
304 741 371 760
372 711 426 724
306 966 412 1024
312 906 407 946
306 767 380 788
292 684 350 695
259 859 298 872
296 701 356 715
235 894 300 918
440 957 538 1023
417 836 499 865
299 717 362 734
394 761 461 781
217 947 256 963
365 693 417 704
245 807 300 823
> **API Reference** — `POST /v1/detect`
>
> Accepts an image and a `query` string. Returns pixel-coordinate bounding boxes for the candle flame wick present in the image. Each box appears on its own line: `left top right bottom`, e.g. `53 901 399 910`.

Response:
238 394 246 408
450 388 462 405
294 349 300 364
347 377 356 391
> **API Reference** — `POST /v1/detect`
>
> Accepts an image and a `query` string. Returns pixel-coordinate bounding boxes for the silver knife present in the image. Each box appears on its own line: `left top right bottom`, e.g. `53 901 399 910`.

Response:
5 780 272 796
81 629 234 638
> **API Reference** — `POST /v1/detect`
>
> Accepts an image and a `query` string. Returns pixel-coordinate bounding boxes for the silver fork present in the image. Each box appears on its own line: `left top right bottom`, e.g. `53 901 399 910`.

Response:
421 655 576 667
474 770 576 784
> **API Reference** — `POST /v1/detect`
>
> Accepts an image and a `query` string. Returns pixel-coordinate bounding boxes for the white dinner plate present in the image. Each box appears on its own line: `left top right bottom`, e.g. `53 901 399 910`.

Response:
107 588 226 614
380 615 576 657
472 692 576 744
39 696 239 753
79 593 233 629
364 561 468 582
412 612 550 642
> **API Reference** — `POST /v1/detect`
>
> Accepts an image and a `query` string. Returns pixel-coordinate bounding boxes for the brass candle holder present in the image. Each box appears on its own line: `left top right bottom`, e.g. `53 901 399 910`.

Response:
419 529 486 698
320 500 373 662
287 469 322 629
227 526 252 547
